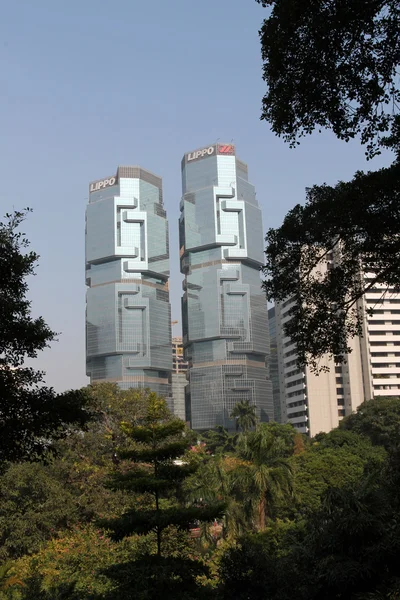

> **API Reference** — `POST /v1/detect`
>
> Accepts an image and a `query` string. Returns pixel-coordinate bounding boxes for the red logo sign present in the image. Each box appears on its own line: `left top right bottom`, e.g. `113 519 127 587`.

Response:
218 144 235 155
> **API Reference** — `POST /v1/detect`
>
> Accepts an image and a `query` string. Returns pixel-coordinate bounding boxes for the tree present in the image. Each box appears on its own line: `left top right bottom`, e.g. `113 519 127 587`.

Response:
340 395 400 449
184 455 251 540
48 383 154 525
257 0 400 159
101 392 224 599
230 400 257 434
0 210 93 462
0 384 162 563
8 524 138 600
0 463 79 561
235 423 294 530
200 426 236 455
263 163 400 369
255 1 400 368
285 433 385 518
217 447 400 600
294 449 400 600
217 521 305 600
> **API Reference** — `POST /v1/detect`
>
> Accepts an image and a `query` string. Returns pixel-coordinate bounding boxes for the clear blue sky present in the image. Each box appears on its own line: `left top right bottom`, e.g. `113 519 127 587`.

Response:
0 0 392 392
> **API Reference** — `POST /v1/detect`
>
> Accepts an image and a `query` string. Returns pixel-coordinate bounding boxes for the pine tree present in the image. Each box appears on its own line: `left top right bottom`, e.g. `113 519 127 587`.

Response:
101 391 225 599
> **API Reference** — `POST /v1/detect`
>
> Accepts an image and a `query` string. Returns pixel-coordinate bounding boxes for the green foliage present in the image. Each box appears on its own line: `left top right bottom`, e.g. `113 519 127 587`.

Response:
340 395 400 449
0 383 160 562
0 210 93 463
262 162 400 370
185 454 249 540
217 520 305 600
187 423 300 536
200 426 237 455
102 392 224 597
217 442 400 599
0 561 24 596
105 392 224 543
1 385 399 599
287 436 385 517
0 463 78 561
7 524 140 599
256 0 400 158
234 424 294 529
230 400 257 433
3 525 207 600
84 383 155 431
257 1 400 368
98 555 211 600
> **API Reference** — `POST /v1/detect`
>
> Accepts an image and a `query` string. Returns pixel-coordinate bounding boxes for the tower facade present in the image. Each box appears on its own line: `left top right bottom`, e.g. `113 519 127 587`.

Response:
86 166 172 398
180 143 273 430
171 336 188 421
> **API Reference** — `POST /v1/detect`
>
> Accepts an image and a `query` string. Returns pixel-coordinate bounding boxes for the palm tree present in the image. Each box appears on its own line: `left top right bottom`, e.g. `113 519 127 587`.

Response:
184 456 249 539
230 400 257 434
234 423 294 530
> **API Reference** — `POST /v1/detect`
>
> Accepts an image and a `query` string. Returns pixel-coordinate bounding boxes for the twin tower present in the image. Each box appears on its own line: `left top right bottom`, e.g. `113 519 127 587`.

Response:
86 144 273 430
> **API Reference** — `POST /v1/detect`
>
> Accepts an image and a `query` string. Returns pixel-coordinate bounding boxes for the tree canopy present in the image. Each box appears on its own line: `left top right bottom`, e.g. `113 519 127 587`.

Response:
263 161 400 368
340 395 400 449
0 210 93 462
256 0 400 368
230 400 257 433
0 397 398 599
257 0 400 159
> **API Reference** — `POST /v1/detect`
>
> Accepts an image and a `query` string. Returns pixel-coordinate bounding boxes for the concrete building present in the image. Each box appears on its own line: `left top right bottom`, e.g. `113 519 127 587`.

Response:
85 166 172 400
171 336 188 422
180 143 273 430
270 277 400 436
363 278 400 397
271 298 365 436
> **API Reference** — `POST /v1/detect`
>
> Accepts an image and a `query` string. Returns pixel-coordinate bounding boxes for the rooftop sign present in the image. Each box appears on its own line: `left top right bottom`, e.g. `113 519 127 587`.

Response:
89 174 118 193
184 144 235 164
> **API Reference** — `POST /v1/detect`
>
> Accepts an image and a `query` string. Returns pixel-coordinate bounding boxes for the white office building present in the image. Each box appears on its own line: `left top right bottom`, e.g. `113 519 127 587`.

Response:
270 278 400 436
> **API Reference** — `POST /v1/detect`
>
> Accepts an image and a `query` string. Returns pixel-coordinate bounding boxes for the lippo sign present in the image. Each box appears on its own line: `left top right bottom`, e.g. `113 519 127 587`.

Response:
89 174 118 193
186 145 216 162
184 144 235 164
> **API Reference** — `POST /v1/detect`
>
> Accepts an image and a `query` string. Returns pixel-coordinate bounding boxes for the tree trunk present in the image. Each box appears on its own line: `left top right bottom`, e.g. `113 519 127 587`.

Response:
258 495 266 531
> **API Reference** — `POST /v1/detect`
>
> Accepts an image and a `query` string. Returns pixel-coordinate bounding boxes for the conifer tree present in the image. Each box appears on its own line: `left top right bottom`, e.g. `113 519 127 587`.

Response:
101 391 224 599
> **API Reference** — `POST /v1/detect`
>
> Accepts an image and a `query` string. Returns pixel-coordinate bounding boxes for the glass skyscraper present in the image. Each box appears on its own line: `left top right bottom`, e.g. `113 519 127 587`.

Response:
180 144 273 430
86 166 172 399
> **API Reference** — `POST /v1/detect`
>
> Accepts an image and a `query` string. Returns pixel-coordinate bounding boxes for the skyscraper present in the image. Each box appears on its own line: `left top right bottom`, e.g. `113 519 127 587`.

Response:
171 336 188 421
86 166 172 399
180 143 273 430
